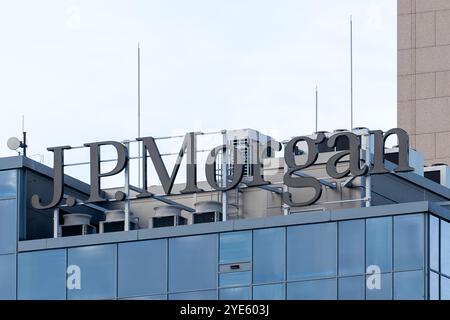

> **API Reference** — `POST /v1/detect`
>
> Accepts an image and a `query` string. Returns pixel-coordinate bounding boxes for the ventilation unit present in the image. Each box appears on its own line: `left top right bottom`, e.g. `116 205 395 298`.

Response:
424 164 450 188
192 201 222 224
151 205 187 228
60 213 96 237
99 210 139 233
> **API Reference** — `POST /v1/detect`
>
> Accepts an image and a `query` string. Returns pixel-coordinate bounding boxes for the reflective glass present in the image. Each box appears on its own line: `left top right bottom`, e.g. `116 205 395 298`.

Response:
393 270 424 300
430 271 439 300
0 254 16 299
67 244 117 300
18 249 66 300
365 273 392 300
0 170 16 197
253 283 285 300
169 290 217 300
287 223 337 281
338 276 364 300
339 220 365 276
441 220 450 276
0 199 17 254
220 231 251 264
253 227 285 284
441 276 450 300
430 215 439 271
121 294 167 300
366 217 392 272
219 271 251 288
394 214 424 271
169 234 217 293
220 286 250 300
287 279 337 300
118 239 167 298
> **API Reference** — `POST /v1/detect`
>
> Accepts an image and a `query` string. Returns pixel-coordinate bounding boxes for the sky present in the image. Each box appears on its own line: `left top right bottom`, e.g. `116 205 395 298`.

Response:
0 0 397 186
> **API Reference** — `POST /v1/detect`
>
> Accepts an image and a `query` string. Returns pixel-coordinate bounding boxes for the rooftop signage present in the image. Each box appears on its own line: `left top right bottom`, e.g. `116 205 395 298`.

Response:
31 128 413 210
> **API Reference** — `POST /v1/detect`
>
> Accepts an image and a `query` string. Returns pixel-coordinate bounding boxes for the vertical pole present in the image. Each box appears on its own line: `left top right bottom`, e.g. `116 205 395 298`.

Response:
283 150 290 215
350 16 354 130
124 141 131 231
363 131 371 207
221 130 228 221
315 86 318 133
137 43 141 188
53 207 59 238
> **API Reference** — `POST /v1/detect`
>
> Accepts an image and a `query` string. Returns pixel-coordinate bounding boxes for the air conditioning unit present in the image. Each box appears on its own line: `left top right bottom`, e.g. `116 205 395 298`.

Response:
59 213 96 237
192 201 222 224
424 164 450 188
99 210 139 233
151 205 187 228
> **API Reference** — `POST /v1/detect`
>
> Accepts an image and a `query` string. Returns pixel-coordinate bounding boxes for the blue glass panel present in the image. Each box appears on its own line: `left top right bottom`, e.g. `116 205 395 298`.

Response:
393 270 424 300
121 294 167 300
169 234 217 292
430 215 439 271
394 214 424 271
366 273 392 300
441 220 450 276
0 170 16 197
430 271 439 300
287 223 337 281
220 286 250 300
338 276 364 300
67 244 117 300
366 217 392 272
441 276 450 300
253 227 285 284
339 220 365 276
287 279 337 300
0 254 16 299
0 199 17 254
169 290 217 300
18 249 66 300
253 283 285 300
220 231 251 264
219 271 251 288
118 239 167 298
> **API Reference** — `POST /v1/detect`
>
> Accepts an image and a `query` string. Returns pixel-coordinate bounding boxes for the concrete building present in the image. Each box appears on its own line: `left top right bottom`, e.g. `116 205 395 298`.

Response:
398 0 450 165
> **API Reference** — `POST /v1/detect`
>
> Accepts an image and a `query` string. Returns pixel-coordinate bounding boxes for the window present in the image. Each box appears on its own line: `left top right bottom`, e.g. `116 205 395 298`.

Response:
0 170 16 197
366 217 392 273
338 276 364 300
0 199 17 254
430 271 439 300
287 223 337 281
394 214 424 271
253 284 284 300
393 270 424 300
219 271 251 288
220 287 250 300
365 273 392 300
441 220 450 276
0 254 16 299
338 220 365 276
118 239 167 298
430 215 439 271
253 227 285 284
169 234 217 293
287 279 337 300
18 249 66 300
169 290 217 300
67 244 117 300
220 231 251 264
441 276 450 300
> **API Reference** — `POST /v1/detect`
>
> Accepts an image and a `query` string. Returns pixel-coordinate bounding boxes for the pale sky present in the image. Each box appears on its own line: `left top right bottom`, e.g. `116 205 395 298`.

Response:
0 0 397 186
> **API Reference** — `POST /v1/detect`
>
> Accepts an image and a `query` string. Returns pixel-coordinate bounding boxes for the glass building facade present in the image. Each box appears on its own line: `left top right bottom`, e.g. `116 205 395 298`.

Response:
0 161 449 300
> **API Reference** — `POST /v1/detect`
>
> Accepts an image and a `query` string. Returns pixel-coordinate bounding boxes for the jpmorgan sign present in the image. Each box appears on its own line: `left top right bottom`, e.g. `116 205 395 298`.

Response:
31 128 413 210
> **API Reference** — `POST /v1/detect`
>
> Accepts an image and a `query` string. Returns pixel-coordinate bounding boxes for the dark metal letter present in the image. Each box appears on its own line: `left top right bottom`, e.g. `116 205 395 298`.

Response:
282 133 324 207
31 145 71 209
84 141 128 202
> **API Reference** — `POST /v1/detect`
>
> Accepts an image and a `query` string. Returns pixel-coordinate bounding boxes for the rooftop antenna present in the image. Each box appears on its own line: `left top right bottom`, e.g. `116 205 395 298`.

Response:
137 42 141 187
315 85 318 133
350 15 354 130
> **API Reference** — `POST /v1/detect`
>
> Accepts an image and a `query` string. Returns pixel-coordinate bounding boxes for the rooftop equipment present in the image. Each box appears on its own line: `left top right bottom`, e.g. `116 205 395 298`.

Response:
151 205 187 228
99 209 139 233
424 164 450 188
192 201 223 224
60 213 96 237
